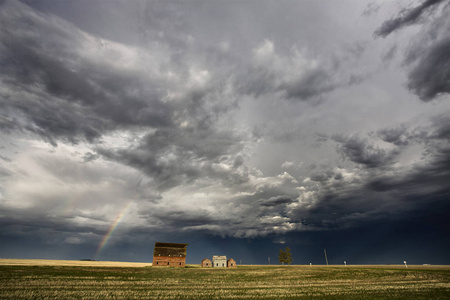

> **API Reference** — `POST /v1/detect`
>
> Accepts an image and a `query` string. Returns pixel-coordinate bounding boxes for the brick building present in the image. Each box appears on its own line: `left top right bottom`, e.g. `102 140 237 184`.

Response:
153 242 188 267
201 258 212 267
227 258 236 268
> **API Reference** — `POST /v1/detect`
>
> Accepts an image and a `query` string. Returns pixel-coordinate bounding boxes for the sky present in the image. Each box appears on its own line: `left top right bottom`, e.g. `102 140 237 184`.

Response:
0 0 449 265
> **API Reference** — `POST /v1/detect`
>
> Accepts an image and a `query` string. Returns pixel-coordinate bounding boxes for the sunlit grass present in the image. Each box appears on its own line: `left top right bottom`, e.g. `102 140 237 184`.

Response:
1 260 449 299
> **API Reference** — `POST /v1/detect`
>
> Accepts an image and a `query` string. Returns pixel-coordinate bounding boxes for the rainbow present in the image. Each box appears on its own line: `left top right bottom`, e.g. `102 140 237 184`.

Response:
94 202 131 259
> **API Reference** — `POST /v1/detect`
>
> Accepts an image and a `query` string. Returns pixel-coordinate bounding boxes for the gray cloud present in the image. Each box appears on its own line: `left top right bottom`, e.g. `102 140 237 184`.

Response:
0 0 175 145
406 34 450 101
374 0 444 37
375 0 450 102
296 145 449 235
377 114 450 146
259 196 294 207
377 126 410 146
237 39 365 102
333 134 400 168
97 125 249 191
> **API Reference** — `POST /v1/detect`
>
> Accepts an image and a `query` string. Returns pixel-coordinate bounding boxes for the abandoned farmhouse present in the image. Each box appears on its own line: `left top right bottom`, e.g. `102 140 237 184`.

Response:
152 242 188 267
201 258 211 267
152 242 236 268
202 256 236 268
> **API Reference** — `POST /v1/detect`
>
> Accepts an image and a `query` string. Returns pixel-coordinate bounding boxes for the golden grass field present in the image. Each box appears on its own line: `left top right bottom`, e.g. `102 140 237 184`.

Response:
1 259 449 299
0 258 152 268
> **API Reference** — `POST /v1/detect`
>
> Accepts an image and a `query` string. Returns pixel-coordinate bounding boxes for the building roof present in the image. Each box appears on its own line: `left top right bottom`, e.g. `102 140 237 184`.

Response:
212 255 227 260
154 242 188 248
201 258 211 262
153 242 188 258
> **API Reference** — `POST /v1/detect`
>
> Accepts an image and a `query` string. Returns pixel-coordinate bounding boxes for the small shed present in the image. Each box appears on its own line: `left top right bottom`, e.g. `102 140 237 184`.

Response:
153 242 188 267
212 255 227 268
201 258 212 267
227 258 236 268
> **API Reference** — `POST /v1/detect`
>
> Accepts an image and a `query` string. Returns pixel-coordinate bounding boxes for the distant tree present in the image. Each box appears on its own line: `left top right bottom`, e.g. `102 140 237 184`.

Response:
285 247 293 265
279 247 293 265
279 249 286 265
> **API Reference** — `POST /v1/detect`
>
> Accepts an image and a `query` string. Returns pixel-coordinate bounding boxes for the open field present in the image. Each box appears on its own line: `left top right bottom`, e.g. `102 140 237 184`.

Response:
1 259 449 299
0 259 152 268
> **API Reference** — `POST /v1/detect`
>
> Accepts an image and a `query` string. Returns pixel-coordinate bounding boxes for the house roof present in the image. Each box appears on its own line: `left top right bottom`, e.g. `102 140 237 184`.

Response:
212 255 227 260
153 242 188 258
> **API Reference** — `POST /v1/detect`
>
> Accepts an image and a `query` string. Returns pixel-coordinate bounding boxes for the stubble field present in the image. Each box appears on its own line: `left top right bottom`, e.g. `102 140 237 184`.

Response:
0 259 449 299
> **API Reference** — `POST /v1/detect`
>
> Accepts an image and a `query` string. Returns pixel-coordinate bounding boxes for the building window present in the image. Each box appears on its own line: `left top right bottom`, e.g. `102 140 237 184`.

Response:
216 263 218 266
179 262 181 265
222 263 224 267
167 262 169 265
156 262 158 265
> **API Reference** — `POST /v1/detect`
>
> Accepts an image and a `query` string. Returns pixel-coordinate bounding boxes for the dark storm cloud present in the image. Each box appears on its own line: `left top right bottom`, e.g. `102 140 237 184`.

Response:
0 0 367 156
149 210 216 229
260 196 294 207
280 69 337 101
238 39 365 102
377 114 450 146
375 0 450 101
97 125 249 190
431 114 450 140
82 152 99 163
295 157 449 234
374 0 444 37
333 134 400 168
1 0 449 264
366 149 449 194
295 116 450 234
0 0 172 144
376 126 410 146
406 34 450 101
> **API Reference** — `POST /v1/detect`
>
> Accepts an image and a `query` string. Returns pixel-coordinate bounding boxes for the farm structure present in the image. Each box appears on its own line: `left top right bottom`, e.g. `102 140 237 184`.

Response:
227 258 236 268
213 255 227 267
201 258 212 268
202 256 237 268
152 242 188 267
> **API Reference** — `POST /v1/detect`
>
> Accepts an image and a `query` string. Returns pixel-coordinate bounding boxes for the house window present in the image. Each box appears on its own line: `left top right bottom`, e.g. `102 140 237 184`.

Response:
222 263 224 267
179 262 181 265
216 263 218 266
156 262 158 265
167 262 169 265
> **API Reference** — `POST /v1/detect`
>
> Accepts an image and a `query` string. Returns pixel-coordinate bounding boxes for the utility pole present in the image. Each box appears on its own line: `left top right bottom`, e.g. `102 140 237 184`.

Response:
324 249 329 266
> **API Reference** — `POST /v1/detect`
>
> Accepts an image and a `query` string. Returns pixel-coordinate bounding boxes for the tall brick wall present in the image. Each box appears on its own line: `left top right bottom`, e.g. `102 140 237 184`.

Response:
152 256 186 267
